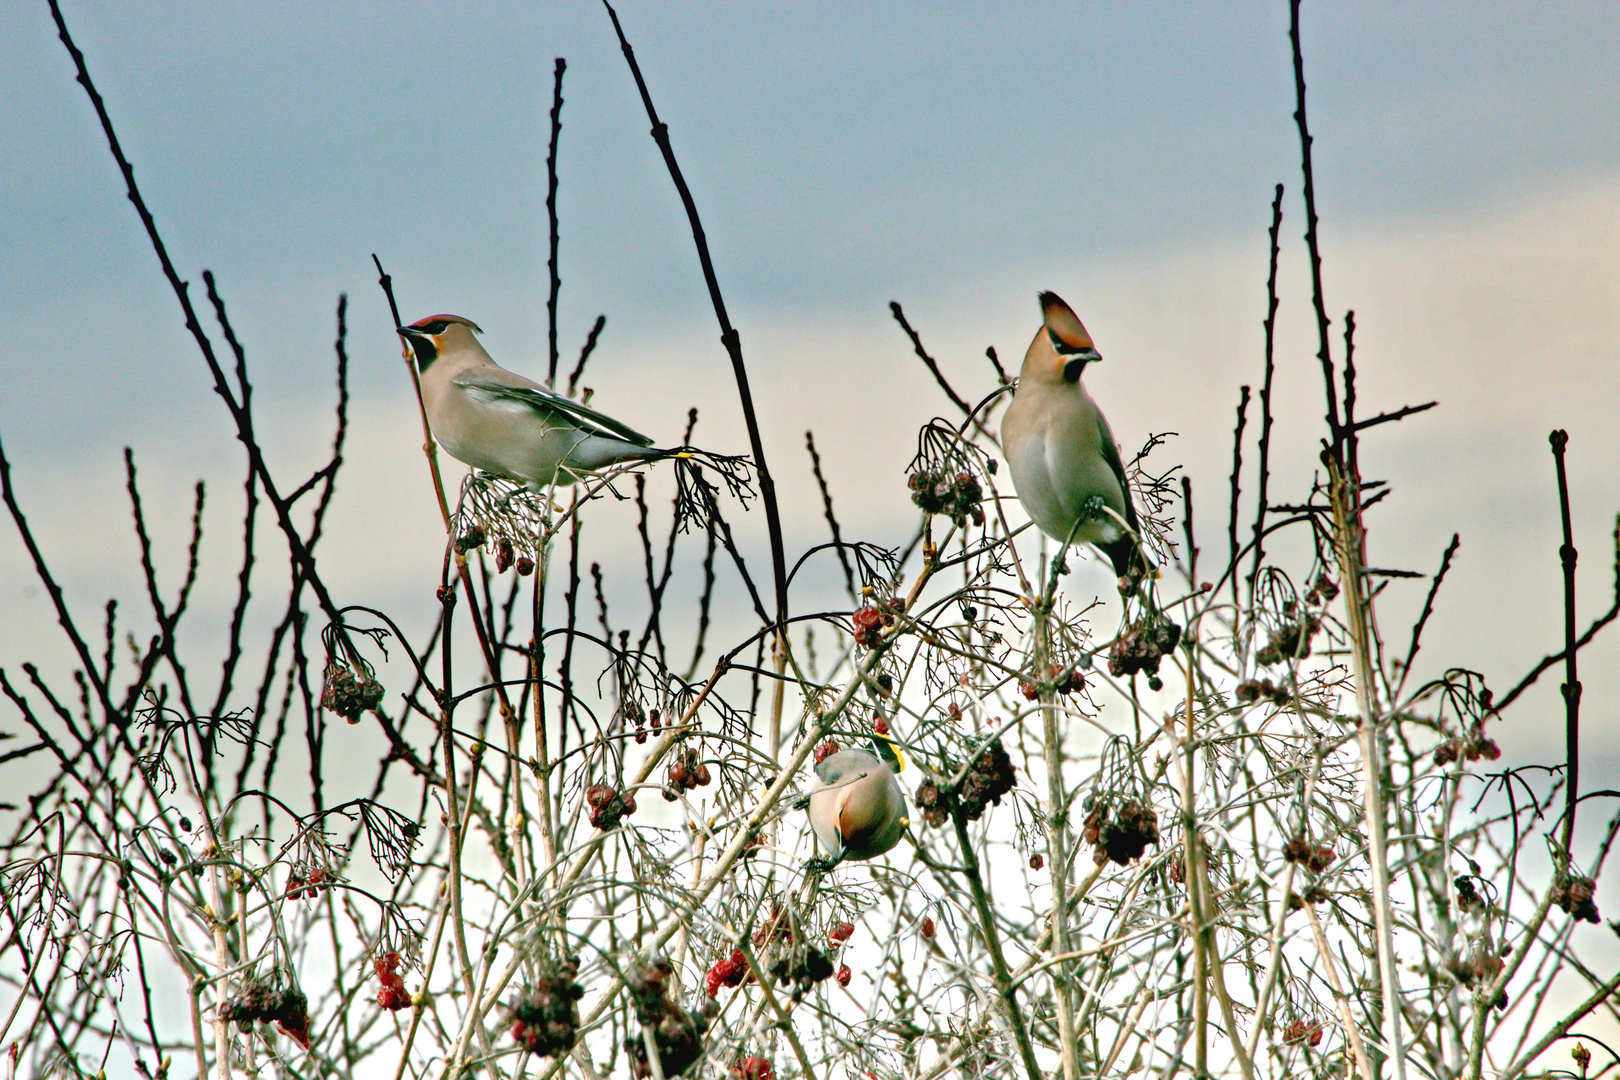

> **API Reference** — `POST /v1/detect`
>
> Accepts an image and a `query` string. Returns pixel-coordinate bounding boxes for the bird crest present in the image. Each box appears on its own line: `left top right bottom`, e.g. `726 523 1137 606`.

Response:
1038 291 1095 355
404 313 484 336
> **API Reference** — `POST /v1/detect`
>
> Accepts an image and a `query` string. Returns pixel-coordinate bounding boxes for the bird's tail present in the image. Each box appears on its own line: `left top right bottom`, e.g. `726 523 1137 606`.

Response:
869 733 906 773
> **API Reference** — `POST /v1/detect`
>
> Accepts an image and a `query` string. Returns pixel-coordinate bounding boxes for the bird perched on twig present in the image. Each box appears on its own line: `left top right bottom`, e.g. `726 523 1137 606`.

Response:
1001 291 1148 586
800 738 908 872
397 314 679 487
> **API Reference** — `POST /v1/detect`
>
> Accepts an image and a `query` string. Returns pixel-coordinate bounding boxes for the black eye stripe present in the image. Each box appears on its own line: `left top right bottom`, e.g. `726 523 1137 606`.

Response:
420 320 450 335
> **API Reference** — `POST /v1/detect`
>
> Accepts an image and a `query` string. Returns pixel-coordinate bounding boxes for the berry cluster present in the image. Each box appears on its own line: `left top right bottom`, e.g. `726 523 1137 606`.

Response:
828 921 854 947
769 945 835 999
908 469 985 528
624 958 713 1080
1285 887 1330 910
825 921 856 986
509 956 585 1058
321 661 383 722
913 739 1018 828
1234 678 1291 706
1256 610 1323 667
621 699 659 745
1446 951 1508 1009
663 747 712 801
958 740 1016 821
459 528 537 576
1282 835 1336 874
1305 573 1339 604
911 783 946 828
1019 663 1088 700
1083 799 1160 867
375 951 411 1012
852 605 887 648
585 785 637 830
1550 875 1601 923
1108 617 1183 689
814 739 840 765
733 1055 773 1080
1281 1019 1324 1047
704 948 750 997
217 980 311 1049
753 904 794 948
1433 722 1501 767
286 866 333 901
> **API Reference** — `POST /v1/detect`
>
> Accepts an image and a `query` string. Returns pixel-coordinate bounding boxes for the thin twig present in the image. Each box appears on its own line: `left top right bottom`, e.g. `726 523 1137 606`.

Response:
1290 0 1341 455
1550 430 1581 857
602 1 789 630
546 56 567 387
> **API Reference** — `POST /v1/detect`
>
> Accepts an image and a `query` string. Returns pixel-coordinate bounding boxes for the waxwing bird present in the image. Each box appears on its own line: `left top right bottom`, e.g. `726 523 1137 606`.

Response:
802 739 908 871
397 314 672 487
1000 291 1147 584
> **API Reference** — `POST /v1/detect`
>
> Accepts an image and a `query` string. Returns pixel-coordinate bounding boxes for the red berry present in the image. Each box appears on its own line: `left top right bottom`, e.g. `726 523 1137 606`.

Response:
815 739 840 764
873 716 890 735
920 916 935 939
836 964 852 987
715 949 747 988
829 922 854 944
1029 854 1044 871
852 606 884 648
694 763 712 786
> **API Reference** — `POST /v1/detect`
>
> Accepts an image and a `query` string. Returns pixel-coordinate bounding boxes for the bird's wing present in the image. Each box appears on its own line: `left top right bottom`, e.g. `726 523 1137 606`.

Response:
1096 412 1141 533
814 749 877 785
452 371 655 447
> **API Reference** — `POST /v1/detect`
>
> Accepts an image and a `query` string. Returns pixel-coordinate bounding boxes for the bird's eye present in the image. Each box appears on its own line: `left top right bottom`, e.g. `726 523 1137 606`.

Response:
419 320 450 335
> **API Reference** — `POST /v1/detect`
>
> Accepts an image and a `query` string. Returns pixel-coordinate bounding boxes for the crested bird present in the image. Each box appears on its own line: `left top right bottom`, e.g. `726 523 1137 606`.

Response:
803 739 908 871
397 314 674 487
1000 291 1147 584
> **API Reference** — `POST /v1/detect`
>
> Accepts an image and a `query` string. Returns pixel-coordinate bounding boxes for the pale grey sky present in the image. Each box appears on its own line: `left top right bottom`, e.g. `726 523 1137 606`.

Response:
3 1 1619 770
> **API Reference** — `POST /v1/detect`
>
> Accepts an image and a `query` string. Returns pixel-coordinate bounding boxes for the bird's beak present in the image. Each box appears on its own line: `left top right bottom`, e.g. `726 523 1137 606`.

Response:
396 324 438 368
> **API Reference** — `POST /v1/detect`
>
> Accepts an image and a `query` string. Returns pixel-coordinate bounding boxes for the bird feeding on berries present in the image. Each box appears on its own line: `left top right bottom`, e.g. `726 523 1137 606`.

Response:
1000 291 1148 586
397 314 687 488
799 737 908 871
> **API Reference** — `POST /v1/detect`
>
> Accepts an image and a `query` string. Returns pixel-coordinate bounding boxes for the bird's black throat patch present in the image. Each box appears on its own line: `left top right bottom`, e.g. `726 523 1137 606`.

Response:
404 335 439 370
